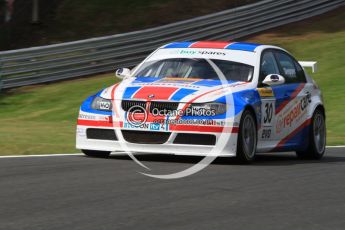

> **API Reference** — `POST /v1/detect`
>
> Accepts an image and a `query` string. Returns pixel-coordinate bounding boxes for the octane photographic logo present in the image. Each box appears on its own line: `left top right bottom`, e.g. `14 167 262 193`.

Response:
126 105 148 127
112 70 235 179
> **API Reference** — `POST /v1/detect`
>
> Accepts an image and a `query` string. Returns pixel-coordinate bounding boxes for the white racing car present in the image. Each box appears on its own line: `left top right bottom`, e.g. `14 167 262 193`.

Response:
76 41 326 162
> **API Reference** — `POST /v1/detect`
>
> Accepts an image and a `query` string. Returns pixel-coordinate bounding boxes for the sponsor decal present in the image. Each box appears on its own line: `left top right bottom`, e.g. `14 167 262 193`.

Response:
261 129 272 139
99 101 112 110
78 114 112 122
123 122 167 131
216 120 226 126
157 78 199 86
124 122 150 130
150 123 162 131
258 88 274 97
78 114 97 120
276 94 311 133
163 77 197 81
170 50 226 56
133 81 202 89
274 118 312 150
211 82 248 97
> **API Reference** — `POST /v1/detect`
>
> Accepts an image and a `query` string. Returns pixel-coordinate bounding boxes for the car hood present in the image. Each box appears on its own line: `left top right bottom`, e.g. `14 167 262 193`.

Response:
100 77 251 103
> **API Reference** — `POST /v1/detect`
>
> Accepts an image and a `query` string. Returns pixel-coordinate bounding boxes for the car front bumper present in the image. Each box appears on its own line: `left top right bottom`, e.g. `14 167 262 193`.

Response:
76 125 238 157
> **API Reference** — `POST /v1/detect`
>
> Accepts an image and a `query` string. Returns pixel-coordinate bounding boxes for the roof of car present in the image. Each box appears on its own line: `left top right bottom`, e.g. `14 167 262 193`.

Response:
163 41 263 52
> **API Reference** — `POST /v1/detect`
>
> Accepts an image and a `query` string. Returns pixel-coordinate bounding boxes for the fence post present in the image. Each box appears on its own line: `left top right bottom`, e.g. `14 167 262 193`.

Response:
0 56 3 92
0 76 3 92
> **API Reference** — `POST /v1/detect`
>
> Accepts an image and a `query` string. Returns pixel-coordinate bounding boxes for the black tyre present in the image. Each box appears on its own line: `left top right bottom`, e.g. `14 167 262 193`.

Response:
236 110 257 163
82 150 111 158
296 108 326 159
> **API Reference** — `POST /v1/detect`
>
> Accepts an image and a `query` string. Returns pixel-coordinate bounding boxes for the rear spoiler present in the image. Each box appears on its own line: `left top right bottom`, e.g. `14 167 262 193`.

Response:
299 61 318 73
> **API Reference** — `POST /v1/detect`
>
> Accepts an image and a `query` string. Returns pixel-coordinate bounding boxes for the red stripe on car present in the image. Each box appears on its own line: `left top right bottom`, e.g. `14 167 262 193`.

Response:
189 41 232 49
133 86 179 100
170 125 238 133
111 83 120 119
77 119 122 128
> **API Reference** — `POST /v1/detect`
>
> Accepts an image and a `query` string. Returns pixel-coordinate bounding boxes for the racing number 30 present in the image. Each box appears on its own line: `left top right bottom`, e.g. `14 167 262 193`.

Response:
264 102 273 124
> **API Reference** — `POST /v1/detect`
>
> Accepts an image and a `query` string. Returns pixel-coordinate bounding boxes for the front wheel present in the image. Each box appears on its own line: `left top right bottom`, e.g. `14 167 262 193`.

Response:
236 110 257 163
82 150 111 158
296 108 326 159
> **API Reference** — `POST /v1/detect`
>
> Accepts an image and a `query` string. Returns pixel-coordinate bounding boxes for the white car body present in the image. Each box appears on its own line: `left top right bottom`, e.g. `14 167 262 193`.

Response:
76 41 326 160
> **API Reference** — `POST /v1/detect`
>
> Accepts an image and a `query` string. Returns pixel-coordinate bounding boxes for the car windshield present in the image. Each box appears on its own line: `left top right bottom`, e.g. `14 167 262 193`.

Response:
134 58 254 82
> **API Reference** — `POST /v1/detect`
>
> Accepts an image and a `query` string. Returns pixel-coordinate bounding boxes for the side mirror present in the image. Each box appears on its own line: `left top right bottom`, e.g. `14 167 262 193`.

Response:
115 68 131 79
262 74 285 86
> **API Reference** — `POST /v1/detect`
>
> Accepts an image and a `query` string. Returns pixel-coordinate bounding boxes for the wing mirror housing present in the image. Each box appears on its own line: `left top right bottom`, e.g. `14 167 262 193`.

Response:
115 68 131 79
262 74 285 86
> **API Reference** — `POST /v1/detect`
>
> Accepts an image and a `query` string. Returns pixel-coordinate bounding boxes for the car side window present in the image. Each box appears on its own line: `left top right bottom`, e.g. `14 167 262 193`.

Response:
259 51 280 84
274 51 300 83
294 60 307 83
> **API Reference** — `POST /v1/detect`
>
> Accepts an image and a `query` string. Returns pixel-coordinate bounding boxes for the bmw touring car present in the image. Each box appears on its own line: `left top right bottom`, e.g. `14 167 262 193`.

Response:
76 41 326 162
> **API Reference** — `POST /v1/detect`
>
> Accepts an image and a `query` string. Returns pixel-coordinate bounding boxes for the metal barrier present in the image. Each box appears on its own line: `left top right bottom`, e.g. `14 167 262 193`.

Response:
0 0 344 89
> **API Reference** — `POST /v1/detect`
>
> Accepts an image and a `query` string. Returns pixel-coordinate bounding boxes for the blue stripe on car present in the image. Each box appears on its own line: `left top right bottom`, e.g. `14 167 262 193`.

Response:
225 42 261 52
170 88 198 101
275 125 310 152
122 86 141 99
164 42 194 48
192 80 237 87
132 77 161 83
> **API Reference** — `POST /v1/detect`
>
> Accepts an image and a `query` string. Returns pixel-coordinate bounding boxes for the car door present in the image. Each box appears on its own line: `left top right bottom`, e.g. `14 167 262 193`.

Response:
272 50 309 147
257 50 280 143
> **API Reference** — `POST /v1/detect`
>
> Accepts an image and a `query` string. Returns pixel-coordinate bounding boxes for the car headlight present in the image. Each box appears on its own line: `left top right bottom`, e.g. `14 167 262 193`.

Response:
186 103 227 116
91 96 112 111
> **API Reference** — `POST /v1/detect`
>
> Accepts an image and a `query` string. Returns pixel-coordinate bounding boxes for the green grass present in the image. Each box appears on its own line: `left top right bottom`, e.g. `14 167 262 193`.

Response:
0 75 118 155
0 7 344 155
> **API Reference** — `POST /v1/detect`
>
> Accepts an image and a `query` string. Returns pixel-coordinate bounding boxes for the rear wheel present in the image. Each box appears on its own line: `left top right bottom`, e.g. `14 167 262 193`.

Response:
296 108 326 159
236 110 257 163
82 150 111 158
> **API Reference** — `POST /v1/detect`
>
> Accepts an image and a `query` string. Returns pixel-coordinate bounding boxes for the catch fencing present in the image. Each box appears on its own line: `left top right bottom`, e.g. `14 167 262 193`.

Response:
0 0 344 89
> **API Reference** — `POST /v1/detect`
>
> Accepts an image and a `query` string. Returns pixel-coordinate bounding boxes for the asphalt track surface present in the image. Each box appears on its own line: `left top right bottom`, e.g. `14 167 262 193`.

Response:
1 148 345 230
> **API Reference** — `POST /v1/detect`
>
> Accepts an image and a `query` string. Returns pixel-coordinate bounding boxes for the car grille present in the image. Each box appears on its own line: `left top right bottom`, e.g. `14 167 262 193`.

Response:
121 100 146 112
149 101 179 114
173 133 216 146
121 100 179 114
86 129 118 141
121 130 171 144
